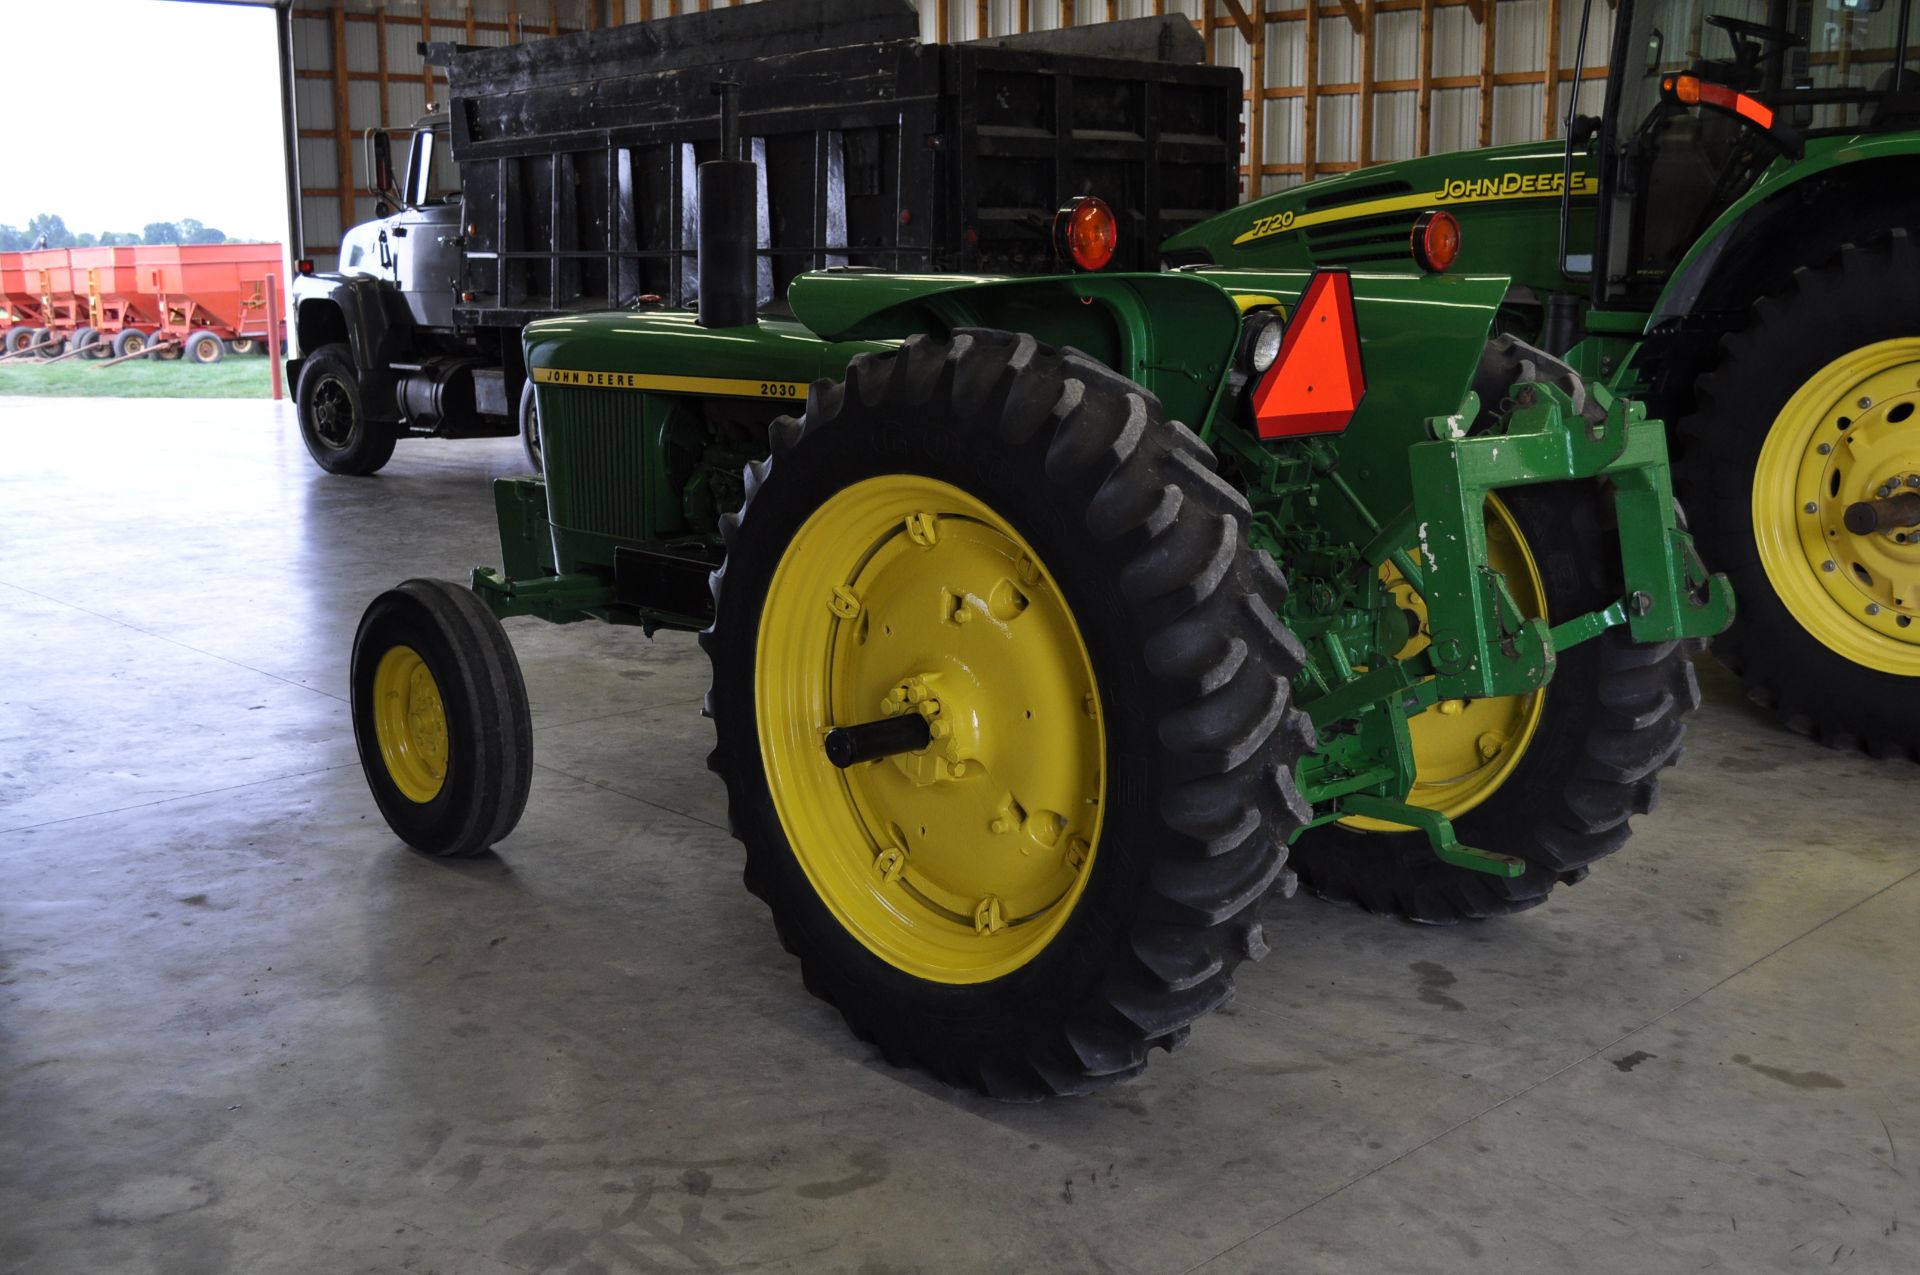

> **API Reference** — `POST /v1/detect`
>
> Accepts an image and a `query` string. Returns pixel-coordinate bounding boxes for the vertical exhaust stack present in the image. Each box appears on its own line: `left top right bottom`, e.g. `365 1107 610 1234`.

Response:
697 81 758 329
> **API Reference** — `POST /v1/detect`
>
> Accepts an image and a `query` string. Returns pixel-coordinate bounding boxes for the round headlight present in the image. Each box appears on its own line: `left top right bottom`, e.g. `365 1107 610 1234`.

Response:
1240 312 1285 375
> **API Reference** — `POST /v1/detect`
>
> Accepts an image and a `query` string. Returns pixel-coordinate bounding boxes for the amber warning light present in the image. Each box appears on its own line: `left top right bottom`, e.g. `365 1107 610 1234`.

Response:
1661 73 1775 130
1253 270 1367 440
1054 197 1118 272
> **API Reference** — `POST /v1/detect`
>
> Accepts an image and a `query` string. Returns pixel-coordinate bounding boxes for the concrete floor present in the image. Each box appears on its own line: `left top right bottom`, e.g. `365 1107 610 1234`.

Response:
1 395 1917 1275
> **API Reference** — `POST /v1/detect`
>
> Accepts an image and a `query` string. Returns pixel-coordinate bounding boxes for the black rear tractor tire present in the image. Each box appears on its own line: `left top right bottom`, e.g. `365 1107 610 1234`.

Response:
350 579 533 857
519 376 542 473
704 329 1315 1098
1675 231 1920 760
111 329 149 358
1288 483 1700 923
185 331 224 364
297 343 396 475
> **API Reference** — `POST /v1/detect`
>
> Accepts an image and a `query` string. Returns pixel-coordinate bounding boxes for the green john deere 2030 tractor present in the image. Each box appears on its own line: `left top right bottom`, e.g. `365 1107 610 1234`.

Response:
349 95 1732 1099
1166 0 1920 758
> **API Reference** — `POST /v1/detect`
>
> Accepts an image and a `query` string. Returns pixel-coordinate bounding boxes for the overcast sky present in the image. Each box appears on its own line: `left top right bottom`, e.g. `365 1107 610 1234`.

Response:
0 0 288 241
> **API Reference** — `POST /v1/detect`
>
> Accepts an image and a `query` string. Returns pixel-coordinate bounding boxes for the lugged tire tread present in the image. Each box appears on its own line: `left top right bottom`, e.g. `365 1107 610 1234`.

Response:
703 329 1313 1097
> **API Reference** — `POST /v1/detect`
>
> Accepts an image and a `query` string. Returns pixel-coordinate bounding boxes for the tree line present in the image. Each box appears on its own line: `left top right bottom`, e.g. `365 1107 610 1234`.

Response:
0 214 269 251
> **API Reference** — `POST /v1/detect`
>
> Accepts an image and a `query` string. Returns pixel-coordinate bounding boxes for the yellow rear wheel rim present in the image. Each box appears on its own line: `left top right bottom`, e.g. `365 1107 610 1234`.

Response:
372 644 450 803
1342 494 1548 830
756 475 1105 985
1753 339 1920 676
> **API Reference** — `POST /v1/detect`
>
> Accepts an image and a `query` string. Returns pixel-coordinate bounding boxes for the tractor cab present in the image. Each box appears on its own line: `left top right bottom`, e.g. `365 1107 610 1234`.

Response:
1580 0 1920 305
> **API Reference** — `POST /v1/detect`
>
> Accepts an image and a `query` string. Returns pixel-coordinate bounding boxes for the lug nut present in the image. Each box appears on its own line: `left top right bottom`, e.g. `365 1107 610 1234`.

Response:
1805 502 1819 514
1818 443 1833 455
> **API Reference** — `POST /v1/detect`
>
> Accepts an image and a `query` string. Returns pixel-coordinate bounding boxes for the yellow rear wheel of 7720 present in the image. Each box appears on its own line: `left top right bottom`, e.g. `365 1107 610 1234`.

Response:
1340 494 1547 830
1752 338 1920 677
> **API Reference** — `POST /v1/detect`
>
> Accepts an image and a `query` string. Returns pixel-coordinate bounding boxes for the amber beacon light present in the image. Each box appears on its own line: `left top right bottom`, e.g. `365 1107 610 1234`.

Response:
1055 197 1118 272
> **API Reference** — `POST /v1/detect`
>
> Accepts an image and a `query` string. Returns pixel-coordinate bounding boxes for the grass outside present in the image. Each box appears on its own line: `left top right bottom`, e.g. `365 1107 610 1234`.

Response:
0 354 275 398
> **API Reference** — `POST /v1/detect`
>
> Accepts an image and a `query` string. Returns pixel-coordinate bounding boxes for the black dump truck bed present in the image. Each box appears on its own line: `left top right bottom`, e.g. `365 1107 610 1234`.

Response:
432 0 1242 329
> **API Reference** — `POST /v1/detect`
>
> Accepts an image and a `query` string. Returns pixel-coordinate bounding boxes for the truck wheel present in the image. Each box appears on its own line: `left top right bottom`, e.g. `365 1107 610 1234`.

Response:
1677 231 1920 759
1288 484 1700 923
148 334 180 360
68 326 99 358
111 329 149 358
3 327 33 355
519 377 542 472
227 338 257 356
703 330 1314 1098
350 579 533 857
298 343 396 475
185 331 224 364
37 330 66 358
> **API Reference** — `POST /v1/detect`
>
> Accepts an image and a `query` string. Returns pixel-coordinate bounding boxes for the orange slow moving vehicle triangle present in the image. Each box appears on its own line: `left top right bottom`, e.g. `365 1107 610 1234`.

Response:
1253 269 1367 439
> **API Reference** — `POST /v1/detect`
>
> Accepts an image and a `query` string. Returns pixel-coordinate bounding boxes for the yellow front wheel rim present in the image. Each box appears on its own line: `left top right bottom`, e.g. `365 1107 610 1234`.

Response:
372 644 450 802
1342 494 1549 830
756 475 1105 985
1754 338 1920 676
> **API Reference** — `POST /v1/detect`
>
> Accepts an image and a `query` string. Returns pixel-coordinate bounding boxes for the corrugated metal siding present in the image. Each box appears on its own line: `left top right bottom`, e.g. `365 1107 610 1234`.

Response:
287 0 1613 257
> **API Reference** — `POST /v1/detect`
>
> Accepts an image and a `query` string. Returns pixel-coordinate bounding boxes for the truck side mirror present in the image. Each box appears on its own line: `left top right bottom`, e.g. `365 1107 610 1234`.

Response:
1569 114 1602 151
366 129 399 203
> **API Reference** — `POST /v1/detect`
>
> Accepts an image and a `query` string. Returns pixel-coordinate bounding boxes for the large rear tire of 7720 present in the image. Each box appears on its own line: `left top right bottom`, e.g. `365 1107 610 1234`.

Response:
1675 231 1920 760
1287 483 1701 923
298 342 396 475
703 330 1315 1098
350 578 533 857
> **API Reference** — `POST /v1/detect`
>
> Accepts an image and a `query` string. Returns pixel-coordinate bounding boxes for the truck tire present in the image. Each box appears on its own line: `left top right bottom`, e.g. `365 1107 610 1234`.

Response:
1676 231 1920 760
227 338 257 356
185 331 224 364
703 329 1314 1098
111 329 149 358
36 330 65 358
148 334 180 360
1288 483 1700 923
519 377 542 473
3 327 34 355
298 343 396 475
350 578 533 857
68 326 99 358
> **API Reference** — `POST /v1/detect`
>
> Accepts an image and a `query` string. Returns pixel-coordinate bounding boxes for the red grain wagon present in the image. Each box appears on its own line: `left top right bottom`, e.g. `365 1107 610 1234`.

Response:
130 242 285 364
0 250 49 355
67 245 164 359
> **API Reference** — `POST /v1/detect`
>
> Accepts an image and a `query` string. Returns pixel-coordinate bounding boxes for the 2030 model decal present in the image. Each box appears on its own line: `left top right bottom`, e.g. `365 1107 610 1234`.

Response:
531 365 810 400
1232 170 1601 247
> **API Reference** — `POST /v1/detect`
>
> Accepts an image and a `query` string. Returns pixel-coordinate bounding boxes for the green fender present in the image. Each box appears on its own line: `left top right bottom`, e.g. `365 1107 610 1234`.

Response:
1653 133 1920 324
787 270 1242 430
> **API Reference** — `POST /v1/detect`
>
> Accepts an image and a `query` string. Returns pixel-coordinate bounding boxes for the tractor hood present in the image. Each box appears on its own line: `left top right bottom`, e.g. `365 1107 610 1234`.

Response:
1165 141 1596 296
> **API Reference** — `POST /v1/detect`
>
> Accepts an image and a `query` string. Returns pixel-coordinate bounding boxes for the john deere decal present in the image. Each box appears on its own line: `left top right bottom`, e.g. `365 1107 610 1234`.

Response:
1233 171 1600 246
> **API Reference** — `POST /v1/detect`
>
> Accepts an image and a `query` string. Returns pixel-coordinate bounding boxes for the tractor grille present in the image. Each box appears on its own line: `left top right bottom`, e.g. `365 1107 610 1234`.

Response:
1304 209 1420 268
542 387 650 543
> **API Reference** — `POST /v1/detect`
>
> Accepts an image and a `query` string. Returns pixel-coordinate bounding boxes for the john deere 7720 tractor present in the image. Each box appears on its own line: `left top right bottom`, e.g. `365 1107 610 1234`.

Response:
1167 0 1920 759
349 78 1731 1100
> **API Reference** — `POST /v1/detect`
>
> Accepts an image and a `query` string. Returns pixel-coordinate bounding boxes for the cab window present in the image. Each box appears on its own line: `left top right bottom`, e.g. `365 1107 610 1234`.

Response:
406 129 460 208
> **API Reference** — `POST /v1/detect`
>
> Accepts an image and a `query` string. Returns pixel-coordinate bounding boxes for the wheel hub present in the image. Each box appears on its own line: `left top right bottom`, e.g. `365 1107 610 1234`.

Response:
372 644 449 802
756 475 1104 983
1758 340 1920 671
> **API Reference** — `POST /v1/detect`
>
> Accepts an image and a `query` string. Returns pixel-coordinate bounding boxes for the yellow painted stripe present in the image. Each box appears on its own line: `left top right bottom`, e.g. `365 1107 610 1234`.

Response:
532 365 808 401
1231 174 1600 247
